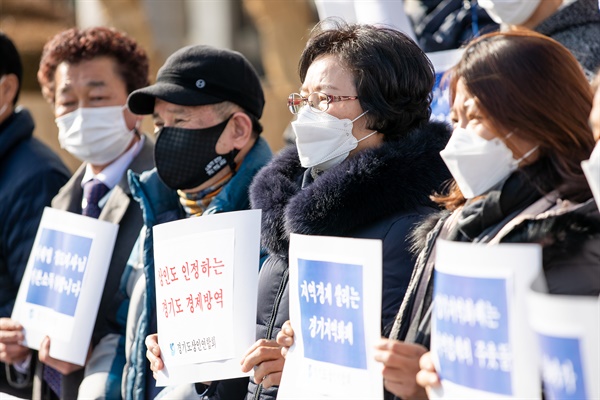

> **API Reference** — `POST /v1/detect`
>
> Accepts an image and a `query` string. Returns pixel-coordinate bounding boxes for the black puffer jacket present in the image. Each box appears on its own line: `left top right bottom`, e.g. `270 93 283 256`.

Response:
0 108 69 317
246 121 452 400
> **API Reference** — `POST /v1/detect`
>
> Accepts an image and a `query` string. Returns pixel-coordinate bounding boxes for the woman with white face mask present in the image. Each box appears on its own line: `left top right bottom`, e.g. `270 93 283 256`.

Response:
228 20 452 399
371 30 600 399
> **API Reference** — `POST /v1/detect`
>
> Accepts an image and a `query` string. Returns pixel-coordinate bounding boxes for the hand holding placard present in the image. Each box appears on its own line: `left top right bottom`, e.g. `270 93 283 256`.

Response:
11 207 118 366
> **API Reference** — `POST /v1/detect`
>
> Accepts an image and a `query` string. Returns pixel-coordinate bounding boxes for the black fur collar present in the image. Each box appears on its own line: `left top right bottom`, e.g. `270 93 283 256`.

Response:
250 121 452 255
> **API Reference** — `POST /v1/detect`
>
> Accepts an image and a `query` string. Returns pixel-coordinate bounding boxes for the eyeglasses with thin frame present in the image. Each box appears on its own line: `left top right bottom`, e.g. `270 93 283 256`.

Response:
287 92 359 114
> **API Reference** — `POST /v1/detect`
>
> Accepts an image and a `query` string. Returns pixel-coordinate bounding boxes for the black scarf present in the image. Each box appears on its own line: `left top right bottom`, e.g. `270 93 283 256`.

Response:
452 170 545 242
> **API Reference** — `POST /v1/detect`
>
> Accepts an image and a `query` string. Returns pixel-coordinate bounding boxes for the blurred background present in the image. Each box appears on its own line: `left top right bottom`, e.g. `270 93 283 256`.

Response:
0 0 320 172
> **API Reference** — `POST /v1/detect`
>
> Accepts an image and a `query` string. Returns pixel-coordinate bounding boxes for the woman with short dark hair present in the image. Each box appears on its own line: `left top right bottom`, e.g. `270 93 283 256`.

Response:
241 20 452 400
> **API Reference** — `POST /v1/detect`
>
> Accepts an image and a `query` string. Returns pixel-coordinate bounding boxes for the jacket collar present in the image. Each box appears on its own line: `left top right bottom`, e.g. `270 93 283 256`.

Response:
251 121 452 255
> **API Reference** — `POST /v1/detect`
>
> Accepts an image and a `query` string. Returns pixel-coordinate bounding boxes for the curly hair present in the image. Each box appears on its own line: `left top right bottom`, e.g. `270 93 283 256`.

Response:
38 26 149 103
298 19 434 140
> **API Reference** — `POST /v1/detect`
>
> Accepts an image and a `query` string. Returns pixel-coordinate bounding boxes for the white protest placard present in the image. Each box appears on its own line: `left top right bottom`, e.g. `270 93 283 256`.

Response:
581 145 600 210
429 239 542 399
154 209 261 386
278 233 383 400
528 276 600 400
427 49 464 124
11 207 118 365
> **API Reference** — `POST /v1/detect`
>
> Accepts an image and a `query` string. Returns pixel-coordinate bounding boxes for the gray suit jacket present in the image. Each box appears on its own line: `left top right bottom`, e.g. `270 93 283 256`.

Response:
33 136 155 400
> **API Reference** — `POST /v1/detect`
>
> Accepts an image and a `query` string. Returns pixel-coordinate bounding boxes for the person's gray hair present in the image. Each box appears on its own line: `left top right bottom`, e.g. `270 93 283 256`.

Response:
211 101 263 135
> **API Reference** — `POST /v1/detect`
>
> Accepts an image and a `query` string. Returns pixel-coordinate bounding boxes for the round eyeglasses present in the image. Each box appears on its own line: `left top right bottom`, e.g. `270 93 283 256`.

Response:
287 92 359 114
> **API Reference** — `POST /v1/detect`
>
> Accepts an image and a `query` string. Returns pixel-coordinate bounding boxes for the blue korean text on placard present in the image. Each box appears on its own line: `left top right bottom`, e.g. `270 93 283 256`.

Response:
433 271 512 395
26 228 92 316
538 334 587 400
297 258 366 369
430 72 451 124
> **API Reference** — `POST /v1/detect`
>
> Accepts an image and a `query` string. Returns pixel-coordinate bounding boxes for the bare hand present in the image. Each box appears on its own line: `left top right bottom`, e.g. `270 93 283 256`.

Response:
275 320 295 358
240 339 284 389
374 338 428 400
38 336 85 375
145 333 163 379
0 318 30 364
416 351 440 397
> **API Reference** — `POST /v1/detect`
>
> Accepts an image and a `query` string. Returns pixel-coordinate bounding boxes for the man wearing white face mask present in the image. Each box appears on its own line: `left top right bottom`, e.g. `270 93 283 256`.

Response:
0 27 155 400
0 31 70 399
478 0 600 80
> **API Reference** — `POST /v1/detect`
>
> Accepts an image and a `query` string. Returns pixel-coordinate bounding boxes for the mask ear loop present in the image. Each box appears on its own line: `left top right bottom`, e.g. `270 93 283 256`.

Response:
504 131 539 164
122 104 142 136
357 130 378 143
350 110 378 142
0 76 8 117
347 110 369 126
222 114 240 176
132 117 142 136
515 144 539 164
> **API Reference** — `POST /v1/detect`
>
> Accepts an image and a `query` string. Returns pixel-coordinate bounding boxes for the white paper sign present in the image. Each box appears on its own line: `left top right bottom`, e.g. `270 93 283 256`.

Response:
429 240 542 399
278 233 383 400
581 143 600 211
154 209 261 386
528 276 600 400
11 207 118 365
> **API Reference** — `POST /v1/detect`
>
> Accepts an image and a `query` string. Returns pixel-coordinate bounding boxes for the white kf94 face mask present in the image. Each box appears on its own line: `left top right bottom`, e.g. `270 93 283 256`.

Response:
291 106 376 171
56 105 136 165
478 0 541 25
440 127 538 199
582 141 600 210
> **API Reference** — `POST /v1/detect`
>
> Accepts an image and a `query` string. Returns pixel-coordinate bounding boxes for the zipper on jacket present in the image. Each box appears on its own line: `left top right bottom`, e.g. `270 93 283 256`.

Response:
266 268 289 340
253 267 289 399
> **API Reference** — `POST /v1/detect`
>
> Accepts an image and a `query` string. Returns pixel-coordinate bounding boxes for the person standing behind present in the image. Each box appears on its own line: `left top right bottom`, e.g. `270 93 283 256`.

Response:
0 31 70 399
0 27 154 399
478 0 600 80
121 45 272 400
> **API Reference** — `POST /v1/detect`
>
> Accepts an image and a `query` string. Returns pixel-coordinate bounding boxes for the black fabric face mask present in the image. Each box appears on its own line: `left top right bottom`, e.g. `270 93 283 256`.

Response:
154 115 239 190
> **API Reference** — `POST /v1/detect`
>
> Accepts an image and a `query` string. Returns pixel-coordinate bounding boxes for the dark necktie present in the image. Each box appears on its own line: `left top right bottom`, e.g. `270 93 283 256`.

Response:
43 366 62 397
82 179 110 218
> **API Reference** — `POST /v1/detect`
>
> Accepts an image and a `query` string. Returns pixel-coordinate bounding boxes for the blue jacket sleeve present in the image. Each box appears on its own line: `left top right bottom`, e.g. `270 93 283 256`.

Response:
0 169 68 317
